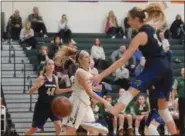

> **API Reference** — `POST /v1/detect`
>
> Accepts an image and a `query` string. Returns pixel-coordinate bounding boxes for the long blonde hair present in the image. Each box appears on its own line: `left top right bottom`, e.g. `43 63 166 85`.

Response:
24 21 31 34
129 3 165 24
55 45 77 67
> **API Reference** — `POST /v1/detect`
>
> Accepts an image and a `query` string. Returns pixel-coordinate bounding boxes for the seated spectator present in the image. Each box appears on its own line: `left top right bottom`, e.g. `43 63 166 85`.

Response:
28 7 48 38
112 89 134 135
6 10 22 40
104 10 124 39
134 94 149 136
58 14 72 44
48 36 62 59
98 95 114 134
124 17 132 39
20 21 36 50
170 14 185 39
36 46 49 75
91 38 106 69
134 49 143 66
135 57 146 76
157 30 172 63
91 98 100 122
113 65 130 89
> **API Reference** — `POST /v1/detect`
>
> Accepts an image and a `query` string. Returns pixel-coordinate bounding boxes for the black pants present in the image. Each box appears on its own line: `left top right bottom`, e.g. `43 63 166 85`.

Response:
31 22 47 36
7 25 21 40
106 27 124 38
22 37 37 49
178 97 185 135
58 29 72 44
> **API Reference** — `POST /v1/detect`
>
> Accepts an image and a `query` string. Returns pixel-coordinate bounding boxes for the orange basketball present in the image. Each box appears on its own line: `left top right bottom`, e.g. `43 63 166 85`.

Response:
51 96 72 118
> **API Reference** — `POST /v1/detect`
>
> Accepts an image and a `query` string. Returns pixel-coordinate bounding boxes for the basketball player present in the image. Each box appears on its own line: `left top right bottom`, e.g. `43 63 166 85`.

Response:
93 3 177 135
54 46 109 135
25 59 72 135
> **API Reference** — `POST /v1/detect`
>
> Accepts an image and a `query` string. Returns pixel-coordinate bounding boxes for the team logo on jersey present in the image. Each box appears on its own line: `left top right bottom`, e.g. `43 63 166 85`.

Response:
134 80 142 87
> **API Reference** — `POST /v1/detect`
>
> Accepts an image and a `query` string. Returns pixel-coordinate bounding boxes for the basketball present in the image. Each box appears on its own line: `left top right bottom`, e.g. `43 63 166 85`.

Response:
51 96 72 118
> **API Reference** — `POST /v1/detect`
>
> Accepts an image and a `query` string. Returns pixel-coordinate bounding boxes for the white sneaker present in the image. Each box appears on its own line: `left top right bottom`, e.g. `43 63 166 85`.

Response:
111 36 116 39
43 34 48 38
26 46 32 50
81 122 109 135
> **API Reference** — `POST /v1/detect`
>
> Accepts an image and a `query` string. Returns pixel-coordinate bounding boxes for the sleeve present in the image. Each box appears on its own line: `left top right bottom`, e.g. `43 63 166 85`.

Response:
91 46 99 59
19 29 25 41
39 16 43 21
30 29 34 37
172 79 178 90
101 47 106 60
110 50 118 62
28 14 32 22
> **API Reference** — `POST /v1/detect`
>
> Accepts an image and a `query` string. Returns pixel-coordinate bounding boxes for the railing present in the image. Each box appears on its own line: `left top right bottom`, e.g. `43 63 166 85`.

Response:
22 60 26 94
8 38 11 63
11 46 16 77
27 76 33 112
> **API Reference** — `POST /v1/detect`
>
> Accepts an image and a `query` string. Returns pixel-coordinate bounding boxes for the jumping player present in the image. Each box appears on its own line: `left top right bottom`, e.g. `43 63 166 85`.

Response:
93 3 177 135
25 59 72 135
54 46 109 135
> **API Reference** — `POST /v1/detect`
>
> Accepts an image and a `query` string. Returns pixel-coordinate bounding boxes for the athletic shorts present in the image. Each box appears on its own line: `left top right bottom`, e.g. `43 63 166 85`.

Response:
62 96 95 129
131 58 173 100
32 101 60 129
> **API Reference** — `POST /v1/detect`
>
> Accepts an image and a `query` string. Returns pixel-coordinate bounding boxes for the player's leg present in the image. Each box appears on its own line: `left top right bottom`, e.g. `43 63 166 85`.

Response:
118 114 125 131
59 126 77 135
158 98 177 135
146 120 160 135
53 120 62 135
25 127 38 135
108 87 140 116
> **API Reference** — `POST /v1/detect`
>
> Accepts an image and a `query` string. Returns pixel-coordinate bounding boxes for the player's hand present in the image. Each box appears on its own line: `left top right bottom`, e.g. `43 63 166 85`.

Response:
93 74 102 85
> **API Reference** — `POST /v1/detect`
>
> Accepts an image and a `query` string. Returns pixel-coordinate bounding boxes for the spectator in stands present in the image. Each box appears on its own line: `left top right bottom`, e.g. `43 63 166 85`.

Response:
91 38 106 69
7 10 22 40
172 68 185 136
36 46 49 75
104 10 124 39
20 21 37 50
28 7 48 38
135 57 146 76
111 45 126 62
58 14 72 44
113 88 134 135
98 95 114 134
134 94 149 136
157 30 172 63
170 14 185 39
113 65 130 89
111 45 136 72
48 36 62 59
124 17 132 39
68 39 77 50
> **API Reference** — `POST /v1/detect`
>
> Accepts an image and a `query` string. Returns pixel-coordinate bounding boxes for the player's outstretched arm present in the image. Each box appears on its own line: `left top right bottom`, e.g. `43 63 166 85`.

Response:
55 76 73 94
93 32 147 84
29 76 45 95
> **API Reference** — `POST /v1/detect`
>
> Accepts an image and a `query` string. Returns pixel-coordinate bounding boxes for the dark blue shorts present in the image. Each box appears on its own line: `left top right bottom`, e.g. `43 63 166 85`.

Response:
146 109 165 126
131 58 173 100
32 101 60 129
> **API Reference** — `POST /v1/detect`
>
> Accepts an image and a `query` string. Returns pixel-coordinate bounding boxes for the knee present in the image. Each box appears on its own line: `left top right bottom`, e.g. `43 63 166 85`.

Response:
126 114 132 120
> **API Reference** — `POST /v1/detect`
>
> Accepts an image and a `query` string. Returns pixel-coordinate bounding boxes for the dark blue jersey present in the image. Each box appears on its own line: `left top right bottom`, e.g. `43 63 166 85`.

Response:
37 75 56 103
138 24 166 62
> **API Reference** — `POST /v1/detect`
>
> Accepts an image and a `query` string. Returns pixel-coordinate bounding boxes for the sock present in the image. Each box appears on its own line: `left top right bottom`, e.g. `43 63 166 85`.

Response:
119 126 123 130
148 124 159 135
113 128 117 134
135 127 140 135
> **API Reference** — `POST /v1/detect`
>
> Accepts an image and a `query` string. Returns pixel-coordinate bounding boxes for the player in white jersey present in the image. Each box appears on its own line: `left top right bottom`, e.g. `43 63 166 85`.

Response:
54 46 110 135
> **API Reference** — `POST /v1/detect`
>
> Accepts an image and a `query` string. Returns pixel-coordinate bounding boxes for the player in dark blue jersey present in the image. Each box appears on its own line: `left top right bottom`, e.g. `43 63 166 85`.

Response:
93 3 177 135
25 59 72 135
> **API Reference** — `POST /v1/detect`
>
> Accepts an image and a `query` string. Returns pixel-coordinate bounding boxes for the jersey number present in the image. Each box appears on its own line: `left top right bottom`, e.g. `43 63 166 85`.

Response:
47 88 55 96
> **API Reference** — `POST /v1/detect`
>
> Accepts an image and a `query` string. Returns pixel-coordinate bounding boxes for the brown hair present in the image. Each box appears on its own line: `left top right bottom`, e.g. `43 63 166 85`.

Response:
24 21 31 34
129 3 165 23
40 46 48 53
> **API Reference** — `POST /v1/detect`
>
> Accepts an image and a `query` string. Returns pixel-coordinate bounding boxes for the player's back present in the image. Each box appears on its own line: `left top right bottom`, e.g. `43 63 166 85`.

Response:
138 25 166 61
37 75 57 103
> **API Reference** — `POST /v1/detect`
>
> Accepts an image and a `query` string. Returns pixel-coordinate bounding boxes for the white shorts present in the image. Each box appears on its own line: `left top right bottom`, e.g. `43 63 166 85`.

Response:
62 96 95 129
